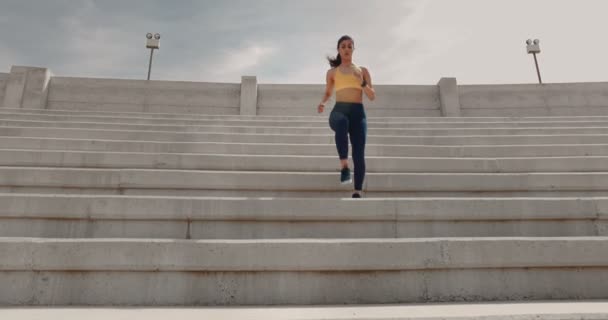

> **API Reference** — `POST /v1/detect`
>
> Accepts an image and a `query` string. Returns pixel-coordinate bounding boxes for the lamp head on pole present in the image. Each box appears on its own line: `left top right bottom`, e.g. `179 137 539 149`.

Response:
526 38 541 54
146 32 160 49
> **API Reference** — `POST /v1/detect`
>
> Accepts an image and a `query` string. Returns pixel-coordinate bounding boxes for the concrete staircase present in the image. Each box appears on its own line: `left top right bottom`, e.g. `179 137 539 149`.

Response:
1 107 608 310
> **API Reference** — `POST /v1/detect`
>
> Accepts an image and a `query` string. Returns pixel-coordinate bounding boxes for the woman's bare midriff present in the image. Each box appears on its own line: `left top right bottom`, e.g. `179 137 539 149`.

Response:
335 88 363 103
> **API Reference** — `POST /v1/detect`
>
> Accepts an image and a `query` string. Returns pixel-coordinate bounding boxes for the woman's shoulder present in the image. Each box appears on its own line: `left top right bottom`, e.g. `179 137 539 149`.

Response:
359 66 371 76
326 67 337 77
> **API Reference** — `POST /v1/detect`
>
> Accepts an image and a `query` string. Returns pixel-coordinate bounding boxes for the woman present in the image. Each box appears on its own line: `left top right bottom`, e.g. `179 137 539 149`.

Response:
318 35 376 198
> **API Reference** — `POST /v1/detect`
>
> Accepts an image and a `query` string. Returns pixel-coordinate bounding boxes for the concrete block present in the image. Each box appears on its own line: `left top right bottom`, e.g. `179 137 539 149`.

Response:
0 73 8 107
438 77 461 117
2 66 52 109
2 67 28 109
239 76 257 116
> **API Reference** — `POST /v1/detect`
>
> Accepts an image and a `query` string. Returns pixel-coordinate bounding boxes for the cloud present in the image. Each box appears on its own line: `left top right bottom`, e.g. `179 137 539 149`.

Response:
0 0 428 83
151 42 280 83
362 0 474 84
58 4 143 77
2 0 608 84
269 0 431 84
214 43 279 75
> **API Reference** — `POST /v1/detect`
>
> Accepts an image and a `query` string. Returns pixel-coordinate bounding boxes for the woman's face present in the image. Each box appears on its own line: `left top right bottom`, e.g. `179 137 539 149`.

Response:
338 39 354 59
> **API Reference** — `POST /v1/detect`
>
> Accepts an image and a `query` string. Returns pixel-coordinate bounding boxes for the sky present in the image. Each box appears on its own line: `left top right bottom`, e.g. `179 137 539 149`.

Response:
1 0 607 85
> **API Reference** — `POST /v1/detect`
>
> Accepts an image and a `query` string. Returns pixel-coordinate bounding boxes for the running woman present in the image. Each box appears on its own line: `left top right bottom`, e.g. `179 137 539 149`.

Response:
317 35 376 198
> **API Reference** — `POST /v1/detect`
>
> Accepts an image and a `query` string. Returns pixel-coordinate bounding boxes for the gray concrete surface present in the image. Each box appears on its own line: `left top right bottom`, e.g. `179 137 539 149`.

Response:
15 118 608 136
4 237 608 271
240 76 258 116
9 106 608 121
10 111 608 128
6 149 608 173
6 167 608 193
2 66 52 110
460 82 608 116
438 78 460 117
0 73 7 108
257 84 441 117
6 136 608 157
2 238 608 304
2 301 608 320
47 76 241 114
4 67 608 307
5 65 608 118
1 194 603 238
10 126 608 145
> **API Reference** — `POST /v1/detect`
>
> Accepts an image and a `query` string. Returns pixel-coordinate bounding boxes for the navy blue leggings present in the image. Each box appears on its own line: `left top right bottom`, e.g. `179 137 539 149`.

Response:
329 102 367 191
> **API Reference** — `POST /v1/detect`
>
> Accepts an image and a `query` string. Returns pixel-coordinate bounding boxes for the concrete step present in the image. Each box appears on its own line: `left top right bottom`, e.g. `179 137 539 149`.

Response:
4 167 608 194
4 149 608 172
1 194 605 239
0 108 333 121
3 137 608 157
5 188 608 198
3 302 608 320
7 112 608 128
10 119 608 136
7 107 608 122
9 126 608 145
2 237 608 305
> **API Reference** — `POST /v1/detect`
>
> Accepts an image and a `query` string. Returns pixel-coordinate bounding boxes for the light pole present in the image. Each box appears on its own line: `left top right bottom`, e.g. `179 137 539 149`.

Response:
146 33 161 80
526 39 542 84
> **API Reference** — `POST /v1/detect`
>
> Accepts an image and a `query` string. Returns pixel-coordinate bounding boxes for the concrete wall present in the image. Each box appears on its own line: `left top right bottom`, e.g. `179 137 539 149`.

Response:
47 77 241 115
257 84 441 117
0 73 8 108
460 82 608 116
4 65 608 117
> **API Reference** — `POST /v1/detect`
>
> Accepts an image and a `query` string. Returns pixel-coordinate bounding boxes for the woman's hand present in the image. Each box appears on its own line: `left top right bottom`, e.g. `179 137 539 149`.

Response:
317 103 325 114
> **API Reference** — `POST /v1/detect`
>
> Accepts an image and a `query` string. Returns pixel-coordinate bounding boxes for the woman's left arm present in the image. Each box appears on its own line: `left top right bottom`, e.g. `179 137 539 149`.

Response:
361 67 376 101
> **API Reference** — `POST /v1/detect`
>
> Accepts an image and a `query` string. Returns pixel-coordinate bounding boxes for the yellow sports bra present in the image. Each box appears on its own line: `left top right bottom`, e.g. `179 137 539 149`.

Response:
334 66 363 91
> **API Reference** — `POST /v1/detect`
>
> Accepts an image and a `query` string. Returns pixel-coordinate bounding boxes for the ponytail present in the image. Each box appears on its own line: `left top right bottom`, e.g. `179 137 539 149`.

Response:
327 53 342 68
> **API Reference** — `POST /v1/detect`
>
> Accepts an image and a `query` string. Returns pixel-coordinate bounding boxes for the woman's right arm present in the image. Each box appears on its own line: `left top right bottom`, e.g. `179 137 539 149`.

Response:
318 69 334 113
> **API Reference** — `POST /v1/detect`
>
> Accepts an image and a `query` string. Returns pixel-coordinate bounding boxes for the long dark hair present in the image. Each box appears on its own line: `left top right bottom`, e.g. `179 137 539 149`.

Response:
327 35 354 68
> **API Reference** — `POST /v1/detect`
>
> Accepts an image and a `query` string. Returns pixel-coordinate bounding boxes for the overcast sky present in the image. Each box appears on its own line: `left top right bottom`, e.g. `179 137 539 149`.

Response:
1 0 607 84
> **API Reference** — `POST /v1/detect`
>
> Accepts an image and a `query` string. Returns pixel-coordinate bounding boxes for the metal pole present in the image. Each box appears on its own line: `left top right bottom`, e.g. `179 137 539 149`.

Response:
147 48 155 81
533 53 542 84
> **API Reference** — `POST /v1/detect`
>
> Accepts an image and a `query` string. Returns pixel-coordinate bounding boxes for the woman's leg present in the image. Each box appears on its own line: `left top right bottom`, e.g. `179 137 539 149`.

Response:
329 111 350 165
349 111 367 193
